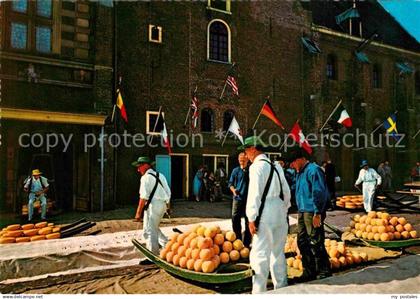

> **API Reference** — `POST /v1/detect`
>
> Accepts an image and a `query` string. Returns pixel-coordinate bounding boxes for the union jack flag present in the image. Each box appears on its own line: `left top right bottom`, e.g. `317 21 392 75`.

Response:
191 90 199 128
226 75 239 96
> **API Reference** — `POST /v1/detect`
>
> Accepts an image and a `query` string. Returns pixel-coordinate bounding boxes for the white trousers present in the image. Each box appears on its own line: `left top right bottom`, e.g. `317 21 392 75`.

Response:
363 182 376 212
142 200 168 255
250 219 288 294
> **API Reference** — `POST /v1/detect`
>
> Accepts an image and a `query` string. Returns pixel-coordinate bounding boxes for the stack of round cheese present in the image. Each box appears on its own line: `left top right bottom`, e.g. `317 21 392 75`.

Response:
286 255 303 271
325 239 368 270
347 211 417 241
336 195 363 209
284 235 298 254
0 222 61 244
159 225 250 273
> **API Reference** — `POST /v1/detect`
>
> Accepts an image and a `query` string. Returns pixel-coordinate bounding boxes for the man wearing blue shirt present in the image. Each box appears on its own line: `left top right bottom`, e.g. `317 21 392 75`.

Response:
23 169 49 222
228 152 251 247
291 148 331 281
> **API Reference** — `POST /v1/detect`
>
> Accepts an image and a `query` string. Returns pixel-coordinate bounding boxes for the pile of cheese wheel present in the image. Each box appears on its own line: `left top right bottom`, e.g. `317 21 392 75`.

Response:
0 222 60 244
284 235 299 254
159 224 250 273
325 239 368 270
286 255 303 271
347 211 417 241
286 237 368 271
336 195 363 209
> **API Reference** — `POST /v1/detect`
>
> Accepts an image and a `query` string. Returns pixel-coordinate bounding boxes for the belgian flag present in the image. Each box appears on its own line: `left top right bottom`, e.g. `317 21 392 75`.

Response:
116 78 128 123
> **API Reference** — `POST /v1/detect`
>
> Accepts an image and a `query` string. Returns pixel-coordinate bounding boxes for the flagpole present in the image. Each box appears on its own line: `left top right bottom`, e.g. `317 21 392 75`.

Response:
280 118 299 151
221 130 229 147
153 106 163 133
149 105 163 143
279 138 288 152
412 129 420 139
110 104 117 123
319 99 342 132
251 110 262 130
219 81 228 101
371 110 398 134
183 107 191 126
252 97 270 130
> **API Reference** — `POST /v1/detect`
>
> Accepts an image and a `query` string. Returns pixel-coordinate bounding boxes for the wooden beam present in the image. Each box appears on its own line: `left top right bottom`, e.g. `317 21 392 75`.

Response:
1 108 106 126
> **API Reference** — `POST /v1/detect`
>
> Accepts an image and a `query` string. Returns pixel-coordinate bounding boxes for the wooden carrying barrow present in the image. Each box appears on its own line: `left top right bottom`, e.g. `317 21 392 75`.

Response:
132 238 253 284
325 222 420 249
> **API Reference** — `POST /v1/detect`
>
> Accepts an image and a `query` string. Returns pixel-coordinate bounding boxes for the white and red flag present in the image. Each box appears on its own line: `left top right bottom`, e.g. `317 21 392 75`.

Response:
332 103 352 128
155 110 172 154
289 122 312 154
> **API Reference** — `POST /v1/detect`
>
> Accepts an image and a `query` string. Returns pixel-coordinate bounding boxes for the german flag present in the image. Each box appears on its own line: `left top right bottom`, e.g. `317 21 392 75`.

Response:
116 85 128 123
260 100 284 129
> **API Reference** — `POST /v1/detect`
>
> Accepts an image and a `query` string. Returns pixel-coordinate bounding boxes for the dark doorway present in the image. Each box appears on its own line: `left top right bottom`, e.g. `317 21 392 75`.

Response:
171 155 185 199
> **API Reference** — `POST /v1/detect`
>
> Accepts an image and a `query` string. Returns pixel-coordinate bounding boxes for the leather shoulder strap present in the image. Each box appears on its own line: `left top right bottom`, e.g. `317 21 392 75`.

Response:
144 172 162 211
255 161 275 229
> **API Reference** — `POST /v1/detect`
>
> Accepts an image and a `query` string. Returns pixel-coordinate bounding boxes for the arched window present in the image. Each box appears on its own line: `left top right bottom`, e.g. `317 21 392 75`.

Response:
326 54 337 80
372 64 382 89
201 108 214 133
415 71 420 95
208 20 230 63
223 110 234 131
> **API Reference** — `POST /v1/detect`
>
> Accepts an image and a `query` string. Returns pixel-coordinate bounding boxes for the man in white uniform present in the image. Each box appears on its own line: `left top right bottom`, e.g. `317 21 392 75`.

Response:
132 156 171 262
24 169 49 222
239 136 291 294
355 160 382 212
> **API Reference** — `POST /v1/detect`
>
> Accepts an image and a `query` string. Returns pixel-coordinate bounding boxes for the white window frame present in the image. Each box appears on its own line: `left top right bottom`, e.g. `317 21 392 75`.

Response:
148 24 162 43
202 154 229 174
206 0 231 14
207 19 231 64
146 111 164 135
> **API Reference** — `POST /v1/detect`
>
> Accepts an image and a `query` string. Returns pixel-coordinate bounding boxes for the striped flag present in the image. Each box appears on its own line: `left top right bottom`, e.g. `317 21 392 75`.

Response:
191 90 199 129
226 75 239 96
155 111 172 154
116 78 128 123
260 99 284 129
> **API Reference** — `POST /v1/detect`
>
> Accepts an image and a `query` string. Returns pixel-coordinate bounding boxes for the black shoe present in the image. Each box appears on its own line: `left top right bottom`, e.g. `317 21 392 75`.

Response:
139 259 154 265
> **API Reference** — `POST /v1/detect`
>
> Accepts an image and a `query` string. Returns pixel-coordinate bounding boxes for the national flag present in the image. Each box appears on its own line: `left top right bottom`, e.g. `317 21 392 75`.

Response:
335 7 360 25
331 103 352 128
116 79 128 123
382 113 400 141
191 90 199 129
226 75 239 96
289 122 312 154
227 116 244 144
155 111 172 154
260 100 284 129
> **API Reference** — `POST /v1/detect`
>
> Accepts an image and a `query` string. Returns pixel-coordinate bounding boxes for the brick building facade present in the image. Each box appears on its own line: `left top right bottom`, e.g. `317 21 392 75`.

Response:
115 0 419 204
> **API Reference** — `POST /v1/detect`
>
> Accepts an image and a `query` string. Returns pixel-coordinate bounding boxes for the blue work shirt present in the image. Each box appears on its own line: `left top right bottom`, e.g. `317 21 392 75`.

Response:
228 166 249 200
295 162 329 213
